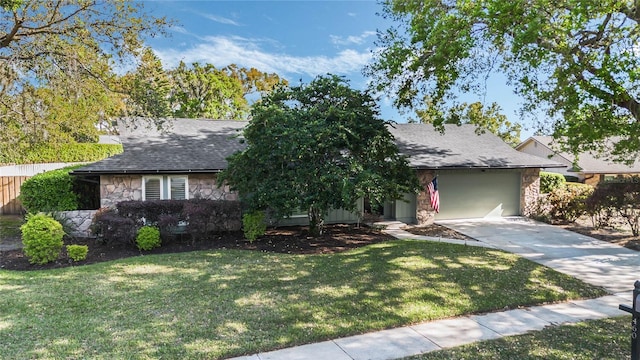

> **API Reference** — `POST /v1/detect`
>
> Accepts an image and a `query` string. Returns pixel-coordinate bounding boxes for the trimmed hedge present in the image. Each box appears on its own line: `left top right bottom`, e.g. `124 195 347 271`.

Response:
92 199 242 244
19 166 81 213
2 143 122 165
21 214 65 265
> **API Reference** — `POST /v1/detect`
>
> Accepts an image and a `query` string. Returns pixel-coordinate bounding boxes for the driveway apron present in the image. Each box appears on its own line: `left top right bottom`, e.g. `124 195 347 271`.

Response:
439 217 640 294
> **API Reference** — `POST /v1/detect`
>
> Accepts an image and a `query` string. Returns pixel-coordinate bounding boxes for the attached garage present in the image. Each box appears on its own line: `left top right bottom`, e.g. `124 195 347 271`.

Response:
386 124 565 225
435 169 521 220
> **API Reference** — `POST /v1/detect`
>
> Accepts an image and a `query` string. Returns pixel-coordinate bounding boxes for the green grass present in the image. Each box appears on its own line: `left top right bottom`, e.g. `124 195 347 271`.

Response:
406 316 630 360
0 240 607 359
0 215 23 240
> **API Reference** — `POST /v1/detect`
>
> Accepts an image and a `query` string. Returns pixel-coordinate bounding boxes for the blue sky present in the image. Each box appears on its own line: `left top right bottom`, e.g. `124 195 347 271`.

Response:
144 0 534 139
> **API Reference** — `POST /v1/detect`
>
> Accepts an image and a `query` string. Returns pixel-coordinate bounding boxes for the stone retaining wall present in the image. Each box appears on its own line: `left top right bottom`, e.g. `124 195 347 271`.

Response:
55 210 97 238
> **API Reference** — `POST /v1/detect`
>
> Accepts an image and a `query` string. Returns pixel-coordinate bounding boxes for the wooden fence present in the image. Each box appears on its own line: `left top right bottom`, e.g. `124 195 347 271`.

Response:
0 176 28 215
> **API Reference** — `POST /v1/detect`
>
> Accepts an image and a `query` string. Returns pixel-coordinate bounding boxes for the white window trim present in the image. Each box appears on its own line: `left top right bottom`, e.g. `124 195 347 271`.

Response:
142 176 163 201
142 175 189 200
168 176 189 200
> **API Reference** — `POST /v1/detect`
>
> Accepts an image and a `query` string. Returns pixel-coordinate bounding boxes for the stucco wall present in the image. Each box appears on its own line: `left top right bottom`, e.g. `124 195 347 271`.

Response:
100 173 238 208
520 168 540 217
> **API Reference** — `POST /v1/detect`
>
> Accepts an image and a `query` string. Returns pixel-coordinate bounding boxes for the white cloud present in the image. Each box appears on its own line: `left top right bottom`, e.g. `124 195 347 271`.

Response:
330 31 377 46
202 13 241 26
154 35 372 78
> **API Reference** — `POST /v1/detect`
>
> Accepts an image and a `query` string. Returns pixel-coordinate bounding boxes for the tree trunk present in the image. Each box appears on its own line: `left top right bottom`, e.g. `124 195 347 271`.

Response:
308 205 324 237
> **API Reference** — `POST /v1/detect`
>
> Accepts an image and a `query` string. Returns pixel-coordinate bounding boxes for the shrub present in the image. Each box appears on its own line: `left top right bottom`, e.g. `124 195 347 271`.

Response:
242 211 266 242
4 143 123 164
547 183 594 222
21 214 65 265
66 245 88 262
136 226 161 251
540 172 566 193
587 182 640 236
91 208 137 244
20 166 81 213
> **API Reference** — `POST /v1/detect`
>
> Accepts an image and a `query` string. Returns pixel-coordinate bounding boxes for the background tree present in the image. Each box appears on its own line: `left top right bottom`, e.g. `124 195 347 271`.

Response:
418 102 522 147
168 62 248 119
219 75 420 236
0 0 168 161
223 64 289 98
369 0 640 160
121 48 171 118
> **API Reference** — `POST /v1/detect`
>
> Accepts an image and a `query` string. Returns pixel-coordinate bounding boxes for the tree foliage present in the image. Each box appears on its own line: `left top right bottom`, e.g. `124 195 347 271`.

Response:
370 0 640 160
0 0 168 158
419 101 522 146
220 75 420 236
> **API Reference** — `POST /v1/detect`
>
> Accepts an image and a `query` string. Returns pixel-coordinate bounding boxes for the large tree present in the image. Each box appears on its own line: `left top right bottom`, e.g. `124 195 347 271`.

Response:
219 75 420 236
0 0 168 160
369 0 640 160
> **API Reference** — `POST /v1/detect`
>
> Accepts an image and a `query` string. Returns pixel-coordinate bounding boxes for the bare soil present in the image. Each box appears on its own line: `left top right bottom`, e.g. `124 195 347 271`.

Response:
403 224 476 241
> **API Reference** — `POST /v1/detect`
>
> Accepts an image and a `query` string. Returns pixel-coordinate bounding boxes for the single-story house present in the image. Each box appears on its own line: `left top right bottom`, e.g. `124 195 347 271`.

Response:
516 136 640 185
72 119 563 225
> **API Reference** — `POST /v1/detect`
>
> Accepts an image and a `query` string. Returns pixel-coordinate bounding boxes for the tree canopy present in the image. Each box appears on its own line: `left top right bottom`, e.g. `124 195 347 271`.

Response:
369 0 640 160
219 75 420 236
418 102 522 147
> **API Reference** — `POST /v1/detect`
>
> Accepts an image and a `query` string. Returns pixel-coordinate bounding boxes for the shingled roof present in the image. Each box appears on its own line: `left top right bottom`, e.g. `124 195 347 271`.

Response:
388 124 564 169
73 119 246 174
73 119 562 175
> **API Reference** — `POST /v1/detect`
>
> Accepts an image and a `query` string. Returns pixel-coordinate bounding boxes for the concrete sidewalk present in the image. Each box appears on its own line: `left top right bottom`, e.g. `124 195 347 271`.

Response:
229 218 636 360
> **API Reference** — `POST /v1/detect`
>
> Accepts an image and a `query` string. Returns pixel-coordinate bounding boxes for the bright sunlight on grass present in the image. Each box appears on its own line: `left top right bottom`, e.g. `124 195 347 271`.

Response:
406 316 629 360
0 240 607 359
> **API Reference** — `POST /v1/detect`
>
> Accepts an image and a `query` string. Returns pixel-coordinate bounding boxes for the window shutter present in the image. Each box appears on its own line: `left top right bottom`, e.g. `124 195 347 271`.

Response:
145 178 162 200
170 177 186 200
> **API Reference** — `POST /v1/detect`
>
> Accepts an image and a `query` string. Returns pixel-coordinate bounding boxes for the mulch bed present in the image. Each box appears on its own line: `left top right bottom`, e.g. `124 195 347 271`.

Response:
403 224 476 241
0 224 397 271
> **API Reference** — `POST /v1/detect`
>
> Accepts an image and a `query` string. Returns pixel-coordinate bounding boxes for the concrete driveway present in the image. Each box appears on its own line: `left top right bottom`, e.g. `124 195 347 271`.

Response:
439 217 640 294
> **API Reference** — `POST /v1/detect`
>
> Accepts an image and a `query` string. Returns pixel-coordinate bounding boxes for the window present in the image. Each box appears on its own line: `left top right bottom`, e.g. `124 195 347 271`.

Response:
142 176 189 200
169 177 187 200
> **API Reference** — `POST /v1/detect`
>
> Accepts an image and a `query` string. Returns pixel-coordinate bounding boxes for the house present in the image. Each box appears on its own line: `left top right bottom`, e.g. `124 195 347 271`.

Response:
72 119 563 225
516 136 640 185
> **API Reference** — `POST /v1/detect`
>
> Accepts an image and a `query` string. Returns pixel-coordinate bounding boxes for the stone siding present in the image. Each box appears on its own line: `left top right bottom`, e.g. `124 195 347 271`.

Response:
55 210 98 238
520 168 540 216
100 175 142 208
416 169 436 226
100 173 238 207
189 174 239 201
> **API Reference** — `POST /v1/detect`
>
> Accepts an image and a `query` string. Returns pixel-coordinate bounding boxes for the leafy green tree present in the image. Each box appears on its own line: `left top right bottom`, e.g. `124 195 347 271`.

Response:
219 75 420 236
169 62 248 119
223 64 289 97
370 0 640 160
419 102 522 147
0 0 168 159
122 48 172 118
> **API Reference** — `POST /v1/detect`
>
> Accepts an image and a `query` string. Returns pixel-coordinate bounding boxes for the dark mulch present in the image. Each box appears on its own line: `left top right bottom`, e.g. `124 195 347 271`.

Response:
404 224 476 241
557 223 640 251
0 224 396 271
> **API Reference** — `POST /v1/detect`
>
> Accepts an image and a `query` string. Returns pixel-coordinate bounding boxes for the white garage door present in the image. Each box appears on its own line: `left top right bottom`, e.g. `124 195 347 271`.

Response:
435 170 521 220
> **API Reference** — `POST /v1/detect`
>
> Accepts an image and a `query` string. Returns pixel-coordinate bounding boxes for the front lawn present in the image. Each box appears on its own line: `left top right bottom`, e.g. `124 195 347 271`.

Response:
407 316 630 360
0 240 607 359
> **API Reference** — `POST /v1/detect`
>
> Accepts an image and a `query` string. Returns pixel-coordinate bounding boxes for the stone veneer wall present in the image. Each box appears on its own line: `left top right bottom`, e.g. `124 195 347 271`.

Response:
188 174 239 201
100 175 142 208
415 169 436 226
100 173 238 208
520 168 540 216
55 210 98 237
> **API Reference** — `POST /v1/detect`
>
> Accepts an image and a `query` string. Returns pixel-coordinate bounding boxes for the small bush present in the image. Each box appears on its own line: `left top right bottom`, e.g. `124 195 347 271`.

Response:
136 226 161 251
540 172 566 193
91 208 137 244
66 245 88 262
242 211 266 242
587 182 640 236
20 166 81 213
21 214 65 265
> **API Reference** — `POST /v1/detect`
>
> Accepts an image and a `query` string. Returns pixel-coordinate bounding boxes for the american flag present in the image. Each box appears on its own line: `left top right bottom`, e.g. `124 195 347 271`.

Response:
427 177 440 213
